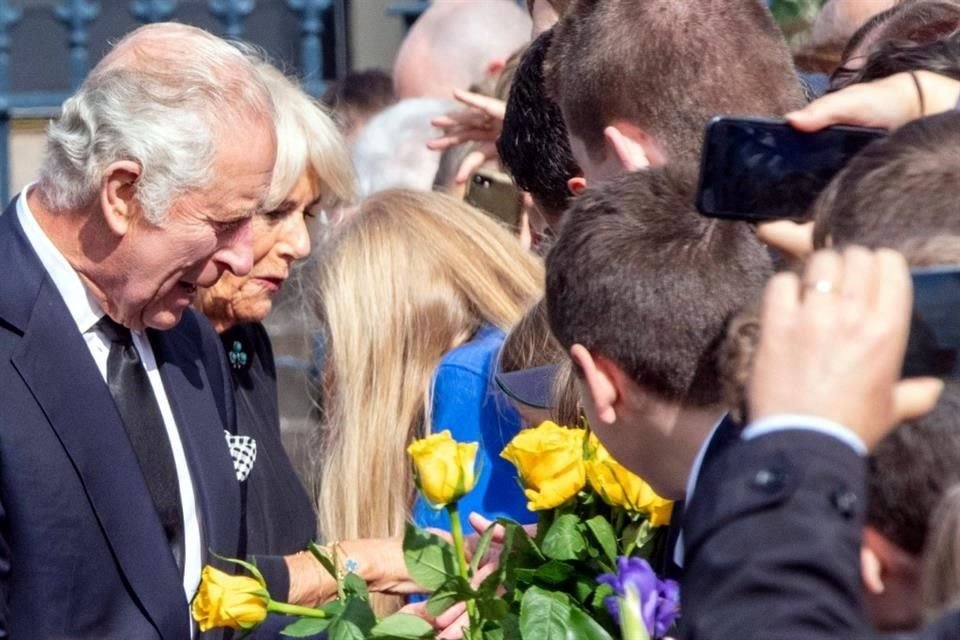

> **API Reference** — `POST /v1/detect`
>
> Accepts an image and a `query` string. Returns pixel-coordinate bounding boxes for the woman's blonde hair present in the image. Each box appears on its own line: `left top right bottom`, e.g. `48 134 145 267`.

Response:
253 61 356 211
314 189 543 610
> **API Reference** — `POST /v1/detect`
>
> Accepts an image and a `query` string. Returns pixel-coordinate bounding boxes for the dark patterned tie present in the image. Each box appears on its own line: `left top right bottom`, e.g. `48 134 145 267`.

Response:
97 316 185 574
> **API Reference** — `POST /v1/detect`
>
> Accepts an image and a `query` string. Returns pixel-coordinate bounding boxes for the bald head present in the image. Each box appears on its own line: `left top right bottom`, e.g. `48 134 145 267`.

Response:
393 0 531 99
812 0 899 52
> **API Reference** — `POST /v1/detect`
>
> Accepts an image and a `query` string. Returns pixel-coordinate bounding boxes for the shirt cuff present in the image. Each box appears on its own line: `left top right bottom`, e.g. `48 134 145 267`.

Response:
741 414 867 456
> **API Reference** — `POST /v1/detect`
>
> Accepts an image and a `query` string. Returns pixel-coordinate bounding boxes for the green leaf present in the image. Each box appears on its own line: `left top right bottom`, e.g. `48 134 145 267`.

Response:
343 572 370 598
469 520 497 575
281 617 332 637
403 523 458 591
329 619 366 640
211 552 267 590
541 514 588 561
477 561 506 598
533 560 575 585
590 583 614 613
572 577 596 605
584 516 618 567
519 586 571 640
483 613 520 640
567 605 615 640
307 541 339 580
370 613 435 638
425 588 460 618
477 596 511 621
330 596 376 640
424 576 475 617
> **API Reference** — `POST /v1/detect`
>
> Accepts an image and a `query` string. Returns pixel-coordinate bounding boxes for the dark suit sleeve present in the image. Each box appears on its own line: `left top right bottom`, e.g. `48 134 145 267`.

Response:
679 429 960 640
679 430 872 640
0 479 9 638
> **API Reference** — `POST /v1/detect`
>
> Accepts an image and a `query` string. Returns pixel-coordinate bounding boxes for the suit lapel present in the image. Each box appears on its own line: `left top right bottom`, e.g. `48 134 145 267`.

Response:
10 281 189 640
151 324 240 569
665 414 741 580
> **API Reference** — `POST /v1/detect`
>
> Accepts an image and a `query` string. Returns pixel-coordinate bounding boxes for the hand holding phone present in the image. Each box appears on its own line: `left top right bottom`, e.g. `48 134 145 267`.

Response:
696 116 885 222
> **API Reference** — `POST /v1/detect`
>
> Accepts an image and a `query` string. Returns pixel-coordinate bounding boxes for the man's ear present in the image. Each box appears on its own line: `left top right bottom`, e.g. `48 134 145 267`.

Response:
570 344 619 425
603 122 667 172
486 58 506 77
861 539 885 595
100 160 142 237
567 176 587 196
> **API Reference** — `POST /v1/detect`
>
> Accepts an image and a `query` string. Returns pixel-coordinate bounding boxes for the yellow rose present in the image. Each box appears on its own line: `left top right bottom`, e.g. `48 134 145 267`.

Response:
191 566 269 632
646 497 675 527
501 421 586 510
407 431 479 507
585 434 674 525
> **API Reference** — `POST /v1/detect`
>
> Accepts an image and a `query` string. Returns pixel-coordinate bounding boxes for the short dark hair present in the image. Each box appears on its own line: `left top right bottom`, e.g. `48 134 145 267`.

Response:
321 69 396 133
834 3 960 89
812 110 960 251
498 29 581 218
868 383 960 555
544 0 806 163
844 28 960 87
545 166 773 407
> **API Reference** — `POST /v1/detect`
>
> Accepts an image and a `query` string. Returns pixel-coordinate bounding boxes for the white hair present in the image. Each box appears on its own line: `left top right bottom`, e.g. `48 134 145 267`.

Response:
252 61 356 212
38 23 274 223
350 98 454 196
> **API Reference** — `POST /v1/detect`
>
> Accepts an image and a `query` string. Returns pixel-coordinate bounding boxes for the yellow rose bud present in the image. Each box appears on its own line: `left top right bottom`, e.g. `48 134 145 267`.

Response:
501 421 586 510
191 566 269 632
585 434 673 525
407 431 479 507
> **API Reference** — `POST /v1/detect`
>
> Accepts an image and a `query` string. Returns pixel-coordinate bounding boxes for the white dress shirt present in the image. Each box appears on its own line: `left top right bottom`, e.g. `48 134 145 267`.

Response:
673 415 727 569
17 189 203 619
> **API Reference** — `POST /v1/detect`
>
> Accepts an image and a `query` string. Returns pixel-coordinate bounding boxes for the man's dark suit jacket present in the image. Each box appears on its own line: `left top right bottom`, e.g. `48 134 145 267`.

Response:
678 428 960 640
0 201 243 639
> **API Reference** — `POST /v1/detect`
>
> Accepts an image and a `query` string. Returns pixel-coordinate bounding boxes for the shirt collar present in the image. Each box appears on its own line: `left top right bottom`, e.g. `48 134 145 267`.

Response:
673 412 729 569
17 185 105 334
683 413 729 510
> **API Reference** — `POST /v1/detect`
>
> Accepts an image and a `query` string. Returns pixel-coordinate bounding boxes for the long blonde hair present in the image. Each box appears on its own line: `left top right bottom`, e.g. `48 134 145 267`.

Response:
315 189 542 605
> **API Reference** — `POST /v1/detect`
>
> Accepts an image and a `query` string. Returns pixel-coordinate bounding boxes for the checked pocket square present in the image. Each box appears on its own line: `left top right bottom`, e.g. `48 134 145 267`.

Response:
224 431 257 482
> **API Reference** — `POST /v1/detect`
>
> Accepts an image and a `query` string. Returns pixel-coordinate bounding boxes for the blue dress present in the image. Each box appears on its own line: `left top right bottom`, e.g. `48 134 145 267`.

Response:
411 325 535 531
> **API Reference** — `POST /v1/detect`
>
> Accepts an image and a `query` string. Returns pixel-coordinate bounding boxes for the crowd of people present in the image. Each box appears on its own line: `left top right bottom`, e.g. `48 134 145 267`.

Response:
4 0 960 638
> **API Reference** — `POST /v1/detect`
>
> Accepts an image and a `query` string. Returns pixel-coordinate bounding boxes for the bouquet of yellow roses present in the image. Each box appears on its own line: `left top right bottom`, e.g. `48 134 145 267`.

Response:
190 422 673 639
400 421 675 639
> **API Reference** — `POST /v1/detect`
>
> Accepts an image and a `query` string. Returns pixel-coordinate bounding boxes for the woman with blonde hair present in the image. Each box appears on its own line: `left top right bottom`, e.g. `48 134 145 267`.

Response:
315 189 543 609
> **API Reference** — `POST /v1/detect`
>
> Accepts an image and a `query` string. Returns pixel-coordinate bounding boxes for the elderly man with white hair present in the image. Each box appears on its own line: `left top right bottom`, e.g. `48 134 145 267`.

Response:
0 23 277 639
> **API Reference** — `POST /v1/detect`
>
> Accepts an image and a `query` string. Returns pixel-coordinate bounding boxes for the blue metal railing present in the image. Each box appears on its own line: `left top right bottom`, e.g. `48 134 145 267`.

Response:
0 0 344 205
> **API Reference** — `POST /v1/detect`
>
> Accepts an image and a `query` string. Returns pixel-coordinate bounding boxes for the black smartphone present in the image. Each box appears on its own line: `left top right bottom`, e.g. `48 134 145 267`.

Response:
695 116 885 222
904 266 960 379
465 170 522 229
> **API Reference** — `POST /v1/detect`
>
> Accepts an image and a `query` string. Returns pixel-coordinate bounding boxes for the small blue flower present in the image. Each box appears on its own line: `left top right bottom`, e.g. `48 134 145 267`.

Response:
344 558 360 574
228 341 248 370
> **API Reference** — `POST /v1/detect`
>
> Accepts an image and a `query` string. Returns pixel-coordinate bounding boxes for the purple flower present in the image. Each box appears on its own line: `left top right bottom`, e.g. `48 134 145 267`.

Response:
598 557 680 639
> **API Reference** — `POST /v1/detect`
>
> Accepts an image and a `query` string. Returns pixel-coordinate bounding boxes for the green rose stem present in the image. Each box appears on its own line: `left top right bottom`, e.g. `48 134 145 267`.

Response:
621 586 650 640
266 599 330 619
446 501 480 639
